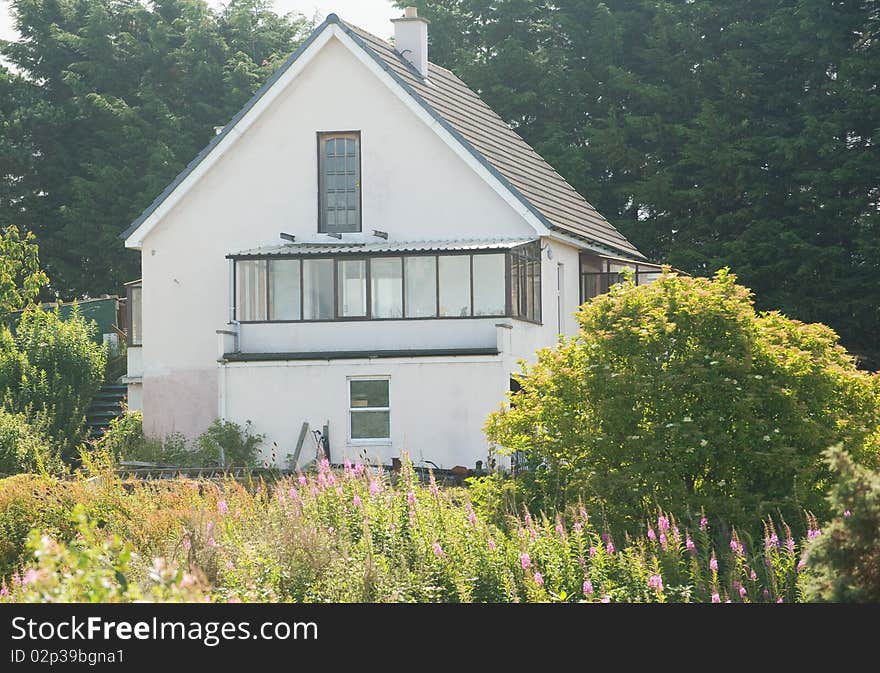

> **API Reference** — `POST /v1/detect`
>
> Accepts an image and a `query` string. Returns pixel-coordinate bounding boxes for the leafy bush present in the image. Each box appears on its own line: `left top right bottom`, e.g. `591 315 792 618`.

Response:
0 306 106 462
0 456 812 603
0 408 59 475
0 505 208 603
802 446 880 602
94 414 263 467
0 225 48 319
486 270 880 538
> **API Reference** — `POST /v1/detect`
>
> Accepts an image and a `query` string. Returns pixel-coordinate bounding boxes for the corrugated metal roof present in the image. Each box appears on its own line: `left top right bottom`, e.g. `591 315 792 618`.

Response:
123 14 644 261
229 237 537 258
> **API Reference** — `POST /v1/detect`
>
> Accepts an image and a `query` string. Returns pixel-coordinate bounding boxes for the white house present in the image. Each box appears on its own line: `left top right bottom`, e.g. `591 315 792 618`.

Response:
122 8 661 470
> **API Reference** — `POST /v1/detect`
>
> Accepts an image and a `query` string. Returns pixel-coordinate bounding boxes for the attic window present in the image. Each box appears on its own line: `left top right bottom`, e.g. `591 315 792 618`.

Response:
318 132 361 234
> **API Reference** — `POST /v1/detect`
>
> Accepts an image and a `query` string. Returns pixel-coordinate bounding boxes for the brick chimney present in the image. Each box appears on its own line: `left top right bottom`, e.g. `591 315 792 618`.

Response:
392 7 429 78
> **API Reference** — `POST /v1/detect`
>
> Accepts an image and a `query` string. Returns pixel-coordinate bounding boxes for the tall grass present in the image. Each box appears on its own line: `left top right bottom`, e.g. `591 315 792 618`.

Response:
0 456 812 602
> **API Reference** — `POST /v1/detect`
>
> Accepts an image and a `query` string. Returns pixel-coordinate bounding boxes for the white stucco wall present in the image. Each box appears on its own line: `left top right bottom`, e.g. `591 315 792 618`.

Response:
134 31 592 460
221 354 511 470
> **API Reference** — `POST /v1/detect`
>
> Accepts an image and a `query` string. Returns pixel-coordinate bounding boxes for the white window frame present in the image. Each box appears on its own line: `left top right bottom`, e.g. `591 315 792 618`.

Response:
347 376 391 444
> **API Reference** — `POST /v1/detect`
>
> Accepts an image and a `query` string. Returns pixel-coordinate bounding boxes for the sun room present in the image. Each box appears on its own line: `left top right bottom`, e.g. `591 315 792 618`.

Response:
221 238 542 359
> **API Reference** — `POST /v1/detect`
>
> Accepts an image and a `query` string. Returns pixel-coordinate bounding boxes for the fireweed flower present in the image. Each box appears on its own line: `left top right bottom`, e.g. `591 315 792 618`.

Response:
658 515 670 533
686 536 696 554
711 593 720 603
579 507 588 520
797 559 806 572
601 596 611 603
488 539 497 552
786 537 796 554
589 546 597 558
672 525 681 545
844 510 852 518
700 515 708 531
218 500 228 516
807 528 821 541
583 579 593 596
739 585 748 599
534 572 544 587
521 552 531 570
298 473 307 487
353 495 361 508
407 491 416 507
659 533 668 550
226 560 234 571
354 463 365 477
555 523 565 537
0 584 8 597
369 480 381 497
207 537 216 548
648 575 663 591
750 570 757 581
433 542 445 559
466 503 477 526
182 537 191 551
710 555 718 572
574 522 583 534
335 486 343 496
606 540 615 555
289 487 298 500
22 569 38 585
647 528 656 542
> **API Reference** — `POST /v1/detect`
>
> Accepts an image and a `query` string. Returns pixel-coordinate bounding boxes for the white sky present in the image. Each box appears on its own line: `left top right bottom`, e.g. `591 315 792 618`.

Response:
0 0 398 45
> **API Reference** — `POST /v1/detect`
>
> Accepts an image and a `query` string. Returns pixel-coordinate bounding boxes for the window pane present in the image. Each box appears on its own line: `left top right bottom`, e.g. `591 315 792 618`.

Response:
371 257 403 318
351 411 390 440
303 259 334 320
338 259 367 317
269 259 301 320
236 260 267 321
320 133 360 233
439 255 471 317
350 379 389 408
472 254 506 316
404 256 437 317
509 256 519 317
129 286 142 345
530 259 541 321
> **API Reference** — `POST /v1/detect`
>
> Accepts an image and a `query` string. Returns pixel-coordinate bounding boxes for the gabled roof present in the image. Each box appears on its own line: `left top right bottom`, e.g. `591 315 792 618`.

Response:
122 14 643 260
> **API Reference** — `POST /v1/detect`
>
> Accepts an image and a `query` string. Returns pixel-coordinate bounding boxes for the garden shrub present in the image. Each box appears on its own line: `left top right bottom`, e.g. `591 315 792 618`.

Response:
485 269 880 538
0 306 106 462
0 407 60 475
802 446 880 602
93 415 264 467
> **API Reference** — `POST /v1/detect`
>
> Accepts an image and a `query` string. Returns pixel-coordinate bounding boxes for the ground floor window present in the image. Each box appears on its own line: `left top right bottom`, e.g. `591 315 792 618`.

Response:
349 378 390 441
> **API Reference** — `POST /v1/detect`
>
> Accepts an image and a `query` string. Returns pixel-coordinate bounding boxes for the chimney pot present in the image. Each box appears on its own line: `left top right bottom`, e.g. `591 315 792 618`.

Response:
404 7 417 18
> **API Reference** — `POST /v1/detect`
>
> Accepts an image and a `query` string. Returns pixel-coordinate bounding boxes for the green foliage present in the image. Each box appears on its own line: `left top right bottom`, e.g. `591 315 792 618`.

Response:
803 446 880 602
0 408 59 476
403 0 880 365
485 270 880 537
95 414 263 467
1 0 310 296
0 225 48 319
0 456 811 603
0 505 208 603
0 307 107 462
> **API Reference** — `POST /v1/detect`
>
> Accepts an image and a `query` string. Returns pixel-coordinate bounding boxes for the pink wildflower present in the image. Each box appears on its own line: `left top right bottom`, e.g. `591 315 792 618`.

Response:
777 597 784 603
711 593 720 603
182 537 191 551
657 515 670 533
407 491 415 507
354 463 365 477
22 569 38 585
647 528 656 542
226 560 234 571
579 507 588 520
218 500 228 515
797 559 806 572
353 495 361 508
0 584 8 597
739 585 747 598
521 552 531 570
533 571 544 587
207 537 216 548
555 523 565 537
648 574 663 591
583 579 593 596
298 473 307 487
710 555 718 572
488 539 497 552
686 536 696 554
589 546 597 558
786 537 796 554
659 532 668 550
600 595 611 603
433 542 445 559
700 515 708 531
750 569 757 581
606 538 615 555
289 487 298 500
369 480 380 497
844 509 852 518
574 522 583 533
